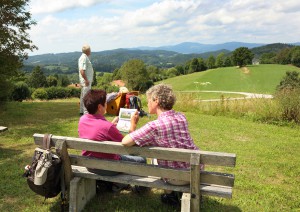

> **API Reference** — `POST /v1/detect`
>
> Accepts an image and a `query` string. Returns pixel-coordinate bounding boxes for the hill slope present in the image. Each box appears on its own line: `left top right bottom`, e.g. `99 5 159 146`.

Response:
162 64 300 94
251 43 295 58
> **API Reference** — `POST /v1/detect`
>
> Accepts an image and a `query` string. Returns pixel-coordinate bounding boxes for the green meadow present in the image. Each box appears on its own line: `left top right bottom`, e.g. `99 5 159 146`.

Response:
0 64 299 211
163 64 300 94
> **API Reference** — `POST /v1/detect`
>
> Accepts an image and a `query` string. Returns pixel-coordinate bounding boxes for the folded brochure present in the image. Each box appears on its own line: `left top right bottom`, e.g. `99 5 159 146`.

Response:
116 108 137 133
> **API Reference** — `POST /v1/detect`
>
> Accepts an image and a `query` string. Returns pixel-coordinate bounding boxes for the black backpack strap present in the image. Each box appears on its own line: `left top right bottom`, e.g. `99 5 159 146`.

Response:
137 97 142 110
129 96 134 109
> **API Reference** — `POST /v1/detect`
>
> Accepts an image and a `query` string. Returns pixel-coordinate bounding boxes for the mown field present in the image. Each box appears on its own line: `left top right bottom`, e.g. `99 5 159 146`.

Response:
163 64 300 94
0 64 299 211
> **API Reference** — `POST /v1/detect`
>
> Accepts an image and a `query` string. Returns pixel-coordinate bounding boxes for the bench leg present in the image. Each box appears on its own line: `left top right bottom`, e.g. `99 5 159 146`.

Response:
69 177 96 212
181 193 191 212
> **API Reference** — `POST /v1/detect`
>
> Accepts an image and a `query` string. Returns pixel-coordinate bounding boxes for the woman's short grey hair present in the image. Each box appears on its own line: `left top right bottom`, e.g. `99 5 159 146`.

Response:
146 84 176 110
82 44 90 54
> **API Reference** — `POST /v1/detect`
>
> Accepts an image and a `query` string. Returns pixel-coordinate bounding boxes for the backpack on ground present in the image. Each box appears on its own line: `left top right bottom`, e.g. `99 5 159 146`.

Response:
126 94 148 117
129 95 142 110
24 134 62 199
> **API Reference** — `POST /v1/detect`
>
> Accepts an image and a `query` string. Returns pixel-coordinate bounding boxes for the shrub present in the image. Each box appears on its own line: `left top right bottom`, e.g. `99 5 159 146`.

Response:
275 71 300 123
31 88 48 100
11 82 31 102
95 85 119 93
276 71 300 91
45 87 68 99
274 88 300 123
44 87 81 99
66 87 81 98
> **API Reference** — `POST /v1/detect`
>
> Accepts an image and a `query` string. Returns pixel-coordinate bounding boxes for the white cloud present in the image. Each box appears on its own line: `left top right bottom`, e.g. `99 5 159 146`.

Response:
28 0 300 54
30 0 109 14
273 0 300 13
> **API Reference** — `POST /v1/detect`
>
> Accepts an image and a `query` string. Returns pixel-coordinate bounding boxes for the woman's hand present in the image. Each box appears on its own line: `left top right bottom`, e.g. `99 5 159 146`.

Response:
111 116 119 125
129 110 139 132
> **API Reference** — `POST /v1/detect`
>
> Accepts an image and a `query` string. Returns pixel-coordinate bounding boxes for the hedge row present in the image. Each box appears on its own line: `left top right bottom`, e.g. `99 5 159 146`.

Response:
32 87 81 100
10 82 81 101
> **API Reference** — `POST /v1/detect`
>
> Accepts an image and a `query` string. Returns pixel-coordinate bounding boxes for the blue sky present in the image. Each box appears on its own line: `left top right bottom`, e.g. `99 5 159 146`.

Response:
28 0 300 55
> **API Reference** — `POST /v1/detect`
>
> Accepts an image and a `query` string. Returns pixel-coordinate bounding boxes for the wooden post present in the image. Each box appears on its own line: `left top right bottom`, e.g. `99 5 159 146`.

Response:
190 153 201 211
181 193 191 212
69 177 96 212
55 139 73 194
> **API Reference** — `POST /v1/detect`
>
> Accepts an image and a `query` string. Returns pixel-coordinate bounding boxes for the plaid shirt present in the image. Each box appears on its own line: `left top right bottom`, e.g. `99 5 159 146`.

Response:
130 110 199 169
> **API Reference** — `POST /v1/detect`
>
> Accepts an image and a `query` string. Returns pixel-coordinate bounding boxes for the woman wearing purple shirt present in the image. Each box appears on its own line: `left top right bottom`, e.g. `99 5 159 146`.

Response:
78 89 145 177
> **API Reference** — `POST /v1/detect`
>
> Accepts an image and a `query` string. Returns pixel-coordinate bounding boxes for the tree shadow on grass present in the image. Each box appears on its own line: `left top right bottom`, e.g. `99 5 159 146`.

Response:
0 143 66 211
0 144 23 159
48 198 65 212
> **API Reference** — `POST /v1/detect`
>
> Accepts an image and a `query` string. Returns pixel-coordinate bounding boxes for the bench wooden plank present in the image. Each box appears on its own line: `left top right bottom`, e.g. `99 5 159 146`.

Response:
70 155 190 181
69 177 96 212
33 133 236 167
200 184 233 198
55 140 73 191
181 193 191 212
201 171 235 187
70 155 235 187
72 166 233 198
33 133 236 212
190 153 201 212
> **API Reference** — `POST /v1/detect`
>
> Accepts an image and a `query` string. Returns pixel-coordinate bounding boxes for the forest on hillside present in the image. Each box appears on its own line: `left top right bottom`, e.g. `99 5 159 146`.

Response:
23 43 297 75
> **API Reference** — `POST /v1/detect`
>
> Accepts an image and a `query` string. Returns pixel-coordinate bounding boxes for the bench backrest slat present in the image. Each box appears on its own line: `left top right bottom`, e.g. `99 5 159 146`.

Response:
33 134 236 167
70 155 235 187
70 155 190 181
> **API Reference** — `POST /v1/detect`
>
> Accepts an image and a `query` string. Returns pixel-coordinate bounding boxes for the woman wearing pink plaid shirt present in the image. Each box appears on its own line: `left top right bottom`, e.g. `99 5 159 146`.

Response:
122 84 203 206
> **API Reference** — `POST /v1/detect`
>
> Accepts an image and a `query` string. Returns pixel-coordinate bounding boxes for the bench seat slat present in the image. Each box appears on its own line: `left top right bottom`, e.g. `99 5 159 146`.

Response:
72 166 233 198
33 133 236 167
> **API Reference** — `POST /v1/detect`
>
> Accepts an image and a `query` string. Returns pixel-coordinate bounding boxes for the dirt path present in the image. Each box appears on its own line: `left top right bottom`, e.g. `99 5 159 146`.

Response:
241 67 250 74
180 90 273 102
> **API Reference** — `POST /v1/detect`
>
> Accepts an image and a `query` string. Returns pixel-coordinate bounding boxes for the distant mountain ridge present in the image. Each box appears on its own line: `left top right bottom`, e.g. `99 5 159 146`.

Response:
133 41 266 54
24 42 300 74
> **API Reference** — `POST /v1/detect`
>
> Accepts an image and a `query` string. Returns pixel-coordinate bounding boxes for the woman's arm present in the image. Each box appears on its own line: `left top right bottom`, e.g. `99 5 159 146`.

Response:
122 110 139 146
111 116 119 125
121 134 136 146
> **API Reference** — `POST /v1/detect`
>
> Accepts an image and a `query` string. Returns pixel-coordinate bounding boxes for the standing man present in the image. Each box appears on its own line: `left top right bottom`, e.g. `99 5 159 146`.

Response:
78 44 94 115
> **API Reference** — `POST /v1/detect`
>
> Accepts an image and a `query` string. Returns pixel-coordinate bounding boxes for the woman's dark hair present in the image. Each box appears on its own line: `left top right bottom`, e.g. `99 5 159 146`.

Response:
83 89 106 114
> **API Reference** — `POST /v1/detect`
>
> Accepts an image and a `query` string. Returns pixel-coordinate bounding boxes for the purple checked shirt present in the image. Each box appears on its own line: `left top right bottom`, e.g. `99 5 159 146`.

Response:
130 110 199 169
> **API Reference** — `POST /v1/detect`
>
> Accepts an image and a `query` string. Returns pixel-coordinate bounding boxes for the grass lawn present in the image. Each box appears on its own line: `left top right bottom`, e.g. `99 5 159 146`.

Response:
0 99 299 211
162 64 300 94
175 91 246 100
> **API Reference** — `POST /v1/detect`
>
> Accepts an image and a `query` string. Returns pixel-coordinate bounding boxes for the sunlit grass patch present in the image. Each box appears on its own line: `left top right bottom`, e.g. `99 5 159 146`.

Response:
0 97 299 211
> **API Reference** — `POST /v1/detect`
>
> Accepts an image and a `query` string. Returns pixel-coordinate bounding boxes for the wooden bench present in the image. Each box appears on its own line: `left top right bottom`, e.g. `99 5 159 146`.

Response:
33 133 236 212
